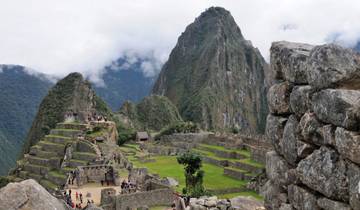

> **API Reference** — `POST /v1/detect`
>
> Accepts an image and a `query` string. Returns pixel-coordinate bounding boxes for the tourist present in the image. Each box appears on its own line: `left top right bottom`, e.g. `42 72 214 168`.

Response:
76 191 79 201
101 180 104 186
80 192 83 203
69 189 72 196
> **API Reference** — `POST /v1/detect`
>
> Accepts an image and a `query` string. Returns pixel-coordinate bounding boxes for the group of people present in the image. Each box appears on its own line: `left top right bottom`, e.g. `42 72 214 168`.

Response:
120 180 138 194
64 110 78 122
113 153 122 164
87 113 107 122
63 189 95 209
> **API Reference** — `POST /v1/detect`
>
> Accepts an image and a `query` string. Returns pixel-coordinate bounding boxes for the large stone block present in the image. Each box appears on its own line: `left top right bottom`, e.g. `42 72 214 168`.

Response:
270 41 314 83
266 151 290 188
289 85 313 117
267 82 292 115
288 185 320 210
317 197 351 210
296 146 348 202
298 112 323 145
317 124 336 146
347 162 360 210
312 89 360 131
307 44 360 89
280 115 299 165
262 180 287 210
265 114 288 154
335 127 360 165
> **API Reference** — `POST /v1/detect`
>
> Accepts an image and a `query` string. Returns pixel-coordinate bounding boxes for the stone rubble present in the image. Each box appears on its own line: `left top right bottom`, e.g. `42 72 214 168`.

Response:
264 41 360 210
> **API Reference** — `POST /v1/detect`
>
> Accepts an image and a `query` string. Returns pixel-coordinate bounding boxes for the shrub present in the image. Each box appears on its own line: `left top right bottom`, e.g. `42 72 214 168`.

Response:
177 152 206 197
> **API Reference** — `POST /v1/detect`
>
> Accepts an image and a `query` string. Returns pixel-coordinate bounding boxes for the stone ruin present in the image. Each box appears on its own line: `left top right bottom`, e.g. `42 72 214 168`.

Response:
264 41 360 210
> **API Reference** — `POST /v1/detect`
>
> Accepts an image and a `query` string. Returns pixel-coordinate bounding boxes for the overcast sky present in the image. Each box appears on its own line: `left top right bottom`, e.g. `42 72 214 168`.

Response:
0 0 359 82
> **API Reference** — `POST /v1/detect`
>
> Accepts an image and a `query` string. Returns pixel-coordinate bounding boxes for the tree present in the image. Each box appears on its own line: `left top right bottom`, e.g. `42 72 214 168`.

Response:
177 152 206 197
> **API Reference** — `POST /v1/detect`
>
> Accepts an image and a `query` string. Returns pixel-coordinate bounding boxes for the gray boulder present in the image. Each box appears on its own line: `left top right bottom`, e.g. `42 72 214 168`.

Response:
267 82 292 115
317 197 351 210
312 89 360 131
289 85 313 117
335 127 360 165
0 179 67 210
262 180 287 210
298 112 323 145
318 124 336 146
270 41 314 83
265 114 288 154
279 203 293 210
266 151 290 188
287 185 319 210
296 146 348 201
347 162 360 210
280 115 299 165
307 44 360 89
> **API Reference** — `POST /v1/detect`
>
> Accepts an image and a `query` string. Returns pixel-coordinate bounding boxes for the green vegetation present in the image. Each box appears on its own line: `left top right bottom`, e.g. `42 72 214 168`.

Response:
119 95 183 131
177 152 206 197
0 176 10 188
0 66 52 175
155 122 199 140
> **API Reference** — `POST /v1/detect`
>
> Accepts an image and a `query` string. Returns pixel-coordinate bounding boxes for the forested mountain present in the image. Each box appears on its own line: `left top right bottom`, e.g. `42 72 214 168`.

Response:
153 7 269 133
0 65 53 175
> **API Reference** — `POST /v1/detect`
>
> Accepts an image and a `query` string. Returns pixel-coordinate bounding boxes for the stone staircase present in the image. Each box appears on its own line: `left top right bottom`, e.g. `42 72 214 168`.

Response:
16 122 98 193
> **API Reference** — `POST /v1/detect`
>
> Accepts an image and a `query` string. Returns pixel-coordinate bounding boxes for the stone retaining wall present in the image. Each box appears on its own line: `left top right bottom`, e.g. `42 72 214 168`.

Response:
113 188 174 210
264 41 360 210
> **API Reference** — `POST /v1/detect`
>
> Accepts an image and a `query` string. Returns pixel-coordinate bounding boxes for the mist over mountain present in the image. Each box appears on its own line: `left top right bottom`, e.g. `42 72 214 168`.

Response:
0 65 52 175
93 56 158 111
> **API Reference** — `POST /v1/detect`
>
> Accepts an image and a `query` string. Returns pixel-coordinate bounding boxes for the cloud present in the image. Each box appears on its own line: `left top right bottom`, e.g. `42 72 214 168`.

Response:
0 0 359 82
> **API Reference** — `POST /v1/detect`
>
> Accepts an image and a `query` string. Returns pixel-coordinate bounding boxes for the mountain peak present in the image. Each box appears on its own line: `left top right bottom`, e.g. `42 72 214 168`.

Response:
152 7 268 132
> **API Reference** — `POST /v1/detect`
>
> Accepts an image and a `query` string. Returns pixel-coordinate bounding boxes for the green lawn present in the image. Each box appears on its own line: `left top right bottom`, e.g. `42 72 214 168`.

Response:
132 156 247 192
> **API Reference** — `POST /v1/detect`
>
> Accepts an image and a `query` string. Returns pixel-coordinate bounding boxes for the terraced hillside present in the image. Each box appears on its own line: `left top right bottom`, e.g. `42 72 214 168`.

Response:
119 142 264 200
12 122 98 193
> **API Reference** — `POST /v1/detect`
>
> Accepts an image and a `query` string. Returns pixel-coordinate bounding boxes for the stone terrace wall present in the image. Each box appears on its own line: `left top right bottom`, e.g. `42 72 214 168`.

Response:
264 41 360 210
114 188 173 210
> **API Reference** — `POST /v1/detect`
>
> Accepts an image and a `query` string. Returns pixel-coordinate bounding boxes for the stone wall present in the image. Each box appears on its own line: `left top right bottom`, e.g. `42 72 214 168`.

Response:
264 41 360 210
76 165 118 186
114 188 174 210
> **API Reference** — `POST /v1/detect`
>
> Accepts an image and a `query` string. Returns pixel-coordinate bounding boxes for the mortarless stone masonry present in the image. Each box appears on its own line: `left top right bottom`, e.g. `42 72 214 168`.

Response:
264 41 360 210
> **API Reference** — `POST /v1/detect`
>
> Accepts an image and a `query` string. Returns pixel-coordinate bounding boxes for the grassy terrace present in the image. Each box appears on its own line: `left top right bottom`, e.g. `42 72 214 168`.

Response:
122 143 263 200
131 156 247 192
198 144 251 158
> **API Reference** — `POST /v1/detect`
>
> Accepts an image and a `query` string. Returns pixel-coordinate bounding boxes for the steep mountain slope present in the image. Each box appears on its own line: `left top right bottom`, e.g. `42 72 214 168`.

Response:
94 57 157 110
0 65 53 175
119 95 183 131
152 7 269 133
22 72 114 154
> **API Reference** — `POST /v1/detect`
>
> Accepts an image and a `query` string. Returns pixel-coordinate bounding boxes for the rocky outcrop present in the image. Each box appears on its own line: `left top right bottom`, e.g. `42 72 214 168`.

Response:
264 42 360 209
0 179 67 210
152 7 269 133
